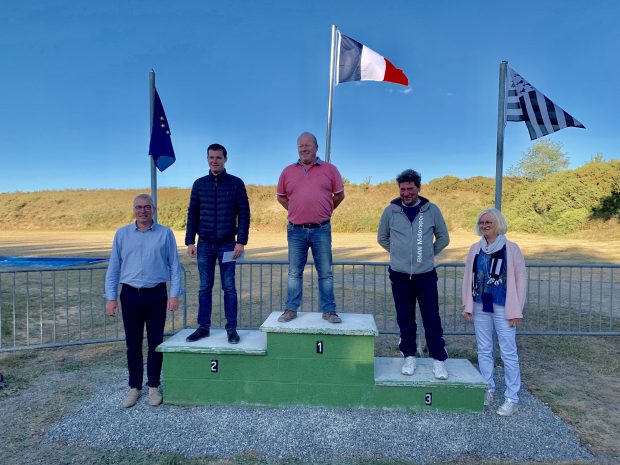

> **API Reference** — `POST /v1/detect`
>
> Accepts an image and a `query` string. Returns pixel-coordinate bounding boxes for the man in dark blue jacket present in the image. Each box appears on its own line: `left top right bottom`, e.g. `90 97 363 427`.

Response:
185 143 250 344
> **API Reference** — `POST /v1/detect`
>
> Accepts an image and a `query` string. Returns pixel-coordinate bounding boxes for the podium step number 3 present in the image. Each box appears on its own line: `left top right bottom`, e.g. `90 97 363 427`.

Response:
157 311 487 411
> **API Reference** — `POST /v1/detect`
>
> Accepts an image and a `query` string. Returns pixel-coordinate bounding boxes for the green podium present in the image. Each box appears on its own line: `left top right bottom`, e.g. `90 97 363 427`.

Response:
157 311 487 411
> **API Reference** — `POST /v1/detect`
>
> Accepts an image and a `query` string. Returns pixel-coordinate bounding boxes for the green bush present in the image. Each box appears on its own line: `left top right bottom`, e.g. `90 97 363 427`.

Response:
505 159 620 234
552 208 590 233
592 191 620 220
1 160 618 236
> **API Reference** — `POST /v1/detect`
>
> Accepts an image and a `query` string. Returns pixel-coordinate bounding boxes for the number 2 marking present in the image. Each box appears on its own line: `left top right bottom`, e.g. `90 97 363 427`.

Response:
210 359 218 373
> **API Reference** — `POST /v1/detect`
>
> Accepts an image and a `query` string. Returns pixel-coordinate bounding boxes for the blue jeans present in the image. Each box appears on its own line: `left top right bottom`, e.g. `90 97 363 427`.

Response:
286 222 336 313
473 302 521 403
197 242 237 330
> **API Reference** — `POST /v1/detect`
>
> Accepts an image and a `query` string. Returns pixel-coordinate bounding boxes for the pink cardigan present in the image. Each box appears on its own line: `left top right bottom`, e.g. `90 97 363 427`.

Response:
461 240 527 320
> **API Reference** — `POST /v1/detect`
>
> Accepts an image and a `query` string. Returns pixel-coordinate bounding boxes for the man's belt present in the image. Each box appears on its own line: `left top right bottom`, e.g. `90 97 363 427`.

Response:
289 220 330 229
122 282 166 291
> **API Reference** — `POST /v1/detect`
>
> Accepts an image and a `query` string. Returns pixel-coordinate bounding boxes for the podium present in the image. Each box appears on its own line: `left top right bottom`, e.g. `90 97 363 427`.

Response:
157 312 487 411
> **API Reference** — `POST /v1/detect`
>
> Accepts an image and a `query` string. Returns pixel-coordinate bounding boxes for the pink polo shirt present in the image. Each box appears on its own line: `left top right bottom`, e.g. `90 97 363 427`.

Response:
276 159 344 224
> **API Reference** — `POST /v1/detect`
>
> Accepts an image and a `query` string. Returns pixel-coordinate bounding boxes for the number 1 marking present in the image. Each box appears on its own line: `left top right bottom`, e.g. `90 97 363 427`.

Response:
316 340 323 354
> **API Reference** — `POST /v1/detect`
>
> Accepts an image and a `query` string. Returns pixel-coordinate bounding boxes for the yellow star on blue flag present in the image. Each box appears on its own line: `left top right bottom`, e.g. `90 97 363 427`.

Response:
148 89 176 171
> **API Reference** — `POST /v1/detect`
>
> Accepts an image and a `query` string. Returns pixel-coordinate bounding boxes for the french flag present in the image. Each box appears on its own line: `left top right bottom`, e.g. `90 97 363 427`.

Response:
337 33 409 87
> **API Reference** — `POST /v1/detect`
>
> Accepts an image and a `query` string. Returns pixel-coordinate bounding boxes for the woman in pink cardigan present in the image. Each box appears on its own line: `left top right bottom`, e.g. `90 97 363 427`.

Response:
462 208 527 416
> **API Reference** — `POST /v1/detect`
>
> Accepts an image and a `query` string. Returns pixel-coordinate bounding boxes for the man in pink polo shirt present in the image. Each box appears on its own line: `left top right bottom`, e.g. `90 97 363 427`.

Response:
276 132 345 323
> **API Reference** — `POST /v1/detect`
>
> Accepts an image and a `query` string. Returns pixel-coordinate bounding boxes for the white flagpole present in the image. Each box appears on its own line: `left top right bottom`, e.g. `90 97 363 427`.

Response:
325 24 338 163
495 61 508 210
149 69 158 223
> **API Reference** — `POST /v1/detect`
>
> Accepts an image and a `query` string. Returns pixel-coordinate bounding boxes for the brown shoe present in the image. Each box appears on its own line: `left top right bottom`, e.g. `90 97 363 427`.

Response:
148 387 162 406
122 388 141 408
322 311 342 323
277 310 297 323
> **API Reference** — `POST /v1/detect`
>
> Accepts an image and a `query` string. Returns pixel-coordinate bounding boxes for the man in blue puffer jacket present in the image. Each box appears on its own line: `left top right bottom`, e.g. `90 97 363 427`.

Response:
185 143 250 344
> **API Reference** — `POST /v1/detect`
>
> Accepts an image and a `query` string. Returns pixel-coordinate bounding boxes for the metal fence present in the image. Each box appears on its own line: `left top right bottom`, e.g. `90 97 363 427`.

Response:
1 261 618 351
0 264 187 352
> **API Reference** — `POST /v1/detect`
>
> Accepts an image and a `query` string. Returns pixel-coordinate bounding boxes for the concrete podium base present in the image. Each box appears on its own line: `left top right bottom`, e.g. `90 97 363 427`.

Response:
157 312 487 411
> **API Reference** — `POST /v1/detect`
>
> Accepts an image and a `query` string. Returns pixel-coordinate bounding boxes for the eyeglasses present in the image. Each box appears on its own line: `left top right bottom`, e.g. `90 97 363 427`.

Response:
134 205 153 211
478 221 494 226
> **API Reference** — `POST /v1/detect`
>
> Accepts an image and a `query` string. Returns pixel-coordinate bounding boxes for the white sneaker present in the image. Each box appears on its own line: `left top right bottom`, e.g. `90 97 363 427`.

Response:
496 399 519 416
433 360 448 380
401 356 416 375
484 390 494 407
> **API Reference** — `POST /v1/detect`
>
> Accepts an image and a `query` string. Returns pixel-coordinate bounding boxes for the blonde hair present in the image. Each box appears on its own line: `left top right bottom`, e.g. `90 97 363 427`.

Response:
474 208 508 236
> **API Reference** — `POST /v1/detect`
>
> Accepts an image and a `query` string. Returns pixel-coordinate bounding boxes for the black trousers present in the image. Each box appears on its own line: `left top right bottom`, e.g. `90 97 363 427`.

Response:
389 268 448 361
120 283 167 389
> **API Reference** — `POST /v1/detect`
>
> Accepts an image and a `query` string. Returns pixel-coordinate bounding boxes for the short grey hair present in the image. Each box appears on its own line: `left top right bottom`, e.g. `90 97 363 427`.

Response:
474 208 508 236
133 193 155 208
297 132 318 148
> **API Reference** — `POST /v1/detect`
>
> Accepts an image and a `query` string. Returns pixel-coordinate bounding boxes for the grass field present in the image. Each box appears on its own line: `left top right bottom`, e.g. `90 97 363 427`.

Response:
3 229 620 264
0 230 619 464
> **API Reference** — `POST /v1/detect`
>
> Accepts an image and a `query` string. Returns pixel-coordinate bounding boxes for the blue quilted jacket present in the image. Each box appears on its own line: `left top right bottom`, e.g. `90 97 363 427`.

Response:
185 170 250 246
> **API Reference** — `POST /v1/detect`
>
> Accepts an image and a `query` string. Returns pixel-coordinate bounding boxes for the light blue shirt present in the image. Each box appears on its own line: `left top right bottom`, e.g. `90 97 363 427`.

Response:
105 222 182 300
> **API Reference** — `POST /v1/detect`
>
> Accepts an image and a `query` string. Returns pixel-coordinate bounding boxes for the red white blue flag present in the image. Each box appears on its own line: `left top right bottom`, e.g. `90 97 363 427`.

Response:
337 33 409 87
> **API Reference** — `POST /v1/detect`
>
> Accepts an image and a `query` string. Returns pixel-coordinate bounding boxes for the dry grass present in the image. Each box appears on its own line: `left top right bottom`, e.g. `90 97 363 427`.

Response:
518 336 620 460
2 174 619 238
2 229 620 264
0 337 616 465
0 230 619 464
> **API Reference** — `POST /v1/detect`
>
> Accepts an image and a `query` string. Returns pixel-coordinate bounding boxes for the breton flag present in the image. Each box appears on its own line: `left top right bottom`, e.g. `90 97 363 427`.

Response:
506 67 585 140
336 32 409 86
148 88 176 172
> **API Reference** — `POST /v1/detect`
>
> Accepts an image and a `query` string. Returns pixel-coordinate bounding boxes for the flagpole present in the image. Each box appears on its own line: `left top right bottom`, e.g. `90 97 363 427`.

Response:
325 24 337 163
495 61 508 211
149 69 158 223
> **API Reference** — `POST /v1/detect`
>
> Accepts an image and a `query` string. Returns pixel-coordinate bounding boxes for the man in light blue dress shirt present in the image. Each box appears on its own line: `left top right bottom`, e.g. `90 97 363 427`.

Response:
105 194 182 408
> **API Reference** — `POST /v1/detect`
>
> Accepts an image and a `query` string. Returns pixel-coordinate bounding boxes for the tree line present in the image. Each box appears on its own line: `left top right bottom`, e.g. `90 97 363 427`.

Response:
0 144 618 235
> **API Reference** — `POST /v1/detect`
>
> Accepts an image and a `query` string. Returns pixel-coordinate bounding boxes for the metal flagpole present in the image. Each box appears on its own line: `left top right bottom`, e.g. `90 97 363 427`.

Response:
324 24 337 163
494 61 508 211
149 69 158 223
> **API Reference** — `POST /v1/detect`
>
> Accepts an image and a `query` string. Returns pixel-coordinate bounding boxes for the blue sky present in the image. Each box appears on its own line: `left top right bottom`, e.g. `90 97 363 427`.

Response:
2 0 618 193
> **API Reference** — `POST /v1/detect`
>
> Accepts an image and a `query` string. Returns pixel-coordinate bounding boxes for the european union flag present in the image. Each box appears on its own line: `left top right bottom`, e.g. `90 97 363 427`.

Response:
149 88 176 172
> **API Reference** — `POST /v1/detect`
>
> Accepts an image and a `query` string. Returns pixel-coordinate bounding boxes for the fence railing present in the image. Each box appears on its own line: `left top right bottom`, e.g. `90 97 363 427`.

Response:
1 261 618 351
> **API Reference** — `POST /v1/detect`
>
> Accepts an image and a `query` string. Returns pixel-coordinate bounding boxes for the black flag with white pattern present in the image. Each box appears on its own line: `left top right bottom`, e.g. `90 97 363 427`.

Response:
505 67 585 140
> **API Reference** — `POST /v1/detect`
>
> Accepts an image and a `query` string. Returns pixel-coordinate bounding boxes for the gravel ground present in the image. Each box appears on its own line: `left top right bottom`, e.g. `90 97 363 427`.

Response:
46 368 593 464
